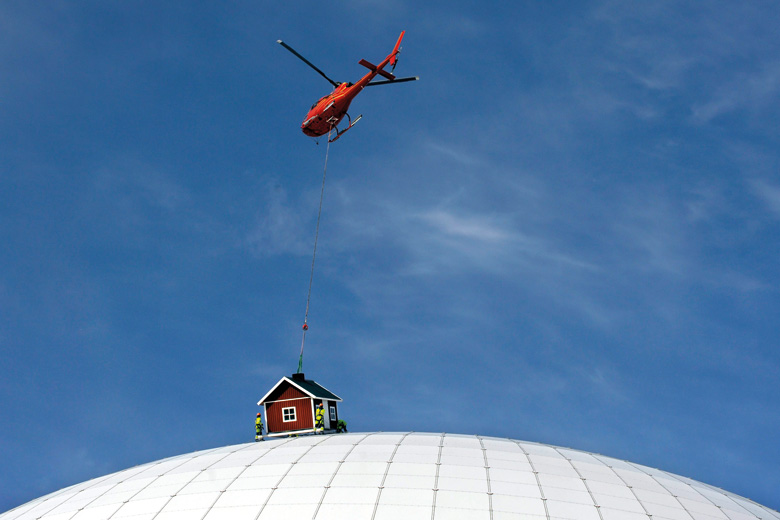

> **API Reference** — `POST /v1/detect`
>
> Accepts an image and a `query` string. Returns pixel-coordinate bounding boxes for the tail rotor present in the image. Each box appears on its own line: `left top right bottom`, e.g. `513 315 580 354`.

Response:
389 30 405 71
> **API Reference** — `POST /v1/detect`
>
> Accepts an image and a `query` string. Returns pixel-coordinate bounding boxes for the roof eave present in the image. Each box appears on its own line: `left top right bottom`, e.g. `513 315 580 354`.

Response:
257 376 343 405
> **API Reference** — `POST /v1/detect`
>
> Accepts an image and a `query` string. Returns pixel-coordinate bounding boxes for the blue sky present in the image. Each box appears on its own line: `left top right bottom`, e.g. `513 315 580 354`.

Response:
2 0 780 513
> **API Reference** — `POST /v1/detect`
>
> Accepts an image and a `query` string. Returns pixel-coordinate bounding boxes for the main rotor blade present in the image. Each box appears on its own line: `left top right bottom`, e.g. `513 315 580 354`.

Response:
277 40 339 88
365 76 420 87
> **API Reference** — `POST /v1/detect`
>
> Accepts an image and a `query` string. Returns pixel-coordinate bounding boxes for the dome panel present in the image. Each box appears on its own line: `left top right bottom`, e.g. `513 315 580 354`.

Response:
3 433 778 520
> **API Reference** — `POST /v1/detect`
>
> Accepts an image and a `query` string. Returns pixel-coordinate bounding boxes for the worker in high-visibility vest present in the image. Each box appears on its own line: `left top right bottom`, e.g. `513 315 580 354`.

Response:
315 403 325 434
255 412 264 441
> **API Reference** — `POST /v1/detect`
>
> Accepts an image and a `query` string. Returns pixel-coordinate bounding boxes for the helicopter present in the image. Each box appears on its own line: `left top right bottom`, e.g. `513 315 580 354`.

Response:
277 31 418 143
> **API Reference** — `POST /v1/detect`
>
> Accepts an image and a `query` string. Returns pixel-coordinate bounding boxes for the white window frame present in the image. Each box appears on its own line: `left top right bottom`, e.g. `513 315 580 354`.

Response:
282 406 297 422
330 406 337 422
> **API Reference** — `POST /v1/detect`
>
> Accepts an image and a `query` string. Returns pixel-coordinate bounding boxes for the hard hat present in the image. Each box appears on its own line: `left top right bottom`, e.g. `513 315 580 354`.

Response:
257 413 261 416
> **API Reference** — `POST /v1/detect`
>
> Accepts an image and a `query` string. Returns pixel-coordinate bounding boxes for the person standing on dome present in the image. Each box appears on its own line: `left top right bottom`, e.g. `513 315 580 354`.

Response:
315 403 325 434
255 412 264 441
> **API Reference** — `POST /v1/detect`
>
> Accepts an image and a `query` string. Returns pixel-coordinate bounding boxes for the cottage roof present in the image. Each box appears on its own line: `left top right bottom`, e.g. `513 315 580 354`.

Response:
257 375 342 405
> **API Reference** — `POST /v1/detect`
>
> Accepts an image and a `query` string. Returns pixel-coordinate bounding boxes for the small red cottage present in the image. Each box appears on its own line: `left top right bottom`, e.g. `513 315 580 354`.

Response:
257 373 343 437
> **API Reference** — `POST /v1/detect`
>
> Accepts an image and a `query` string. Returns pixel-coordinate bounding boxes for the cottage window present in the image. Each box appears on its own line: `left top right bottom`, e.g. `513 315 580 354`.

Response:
282 407 296 422
330 406 337 421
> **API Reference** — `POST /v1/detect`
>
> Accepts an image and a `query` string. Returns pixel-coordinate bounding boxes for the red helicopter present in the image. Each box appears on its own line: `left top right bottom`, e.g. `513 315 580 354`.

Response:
278 31 418 142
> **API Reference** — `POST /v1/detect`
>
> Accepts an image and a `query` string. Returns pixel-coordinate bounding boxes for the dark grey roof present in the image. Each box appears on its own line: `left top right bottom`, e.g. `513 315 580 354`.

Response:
294 378 342 401
257 375 343 405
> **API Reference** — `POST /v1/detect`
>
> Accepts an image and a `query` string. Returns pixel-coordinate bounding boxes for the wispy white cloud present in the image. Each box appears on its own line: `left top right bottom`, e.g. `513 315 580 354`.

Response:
685 183 728 224
612 189 692 277
426 142 483 167
420 209 510 242
315 171 622 332
750 178 780 217
416 9 487 40
576 364 633 405
131 168 190 211
404 209 519 275
370 203 598 280
251 125 769 341
91 159 191 236
708 271 769 293
589 1 780 126
245 181 311 257
592 1 695 88
692 62 780 123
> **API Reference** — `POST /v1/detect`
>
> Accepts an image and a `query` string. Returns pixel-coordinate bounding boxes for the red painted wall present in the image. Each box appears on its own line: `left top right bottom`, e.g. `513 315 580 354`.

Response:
265 383 314 433
266 383 305 403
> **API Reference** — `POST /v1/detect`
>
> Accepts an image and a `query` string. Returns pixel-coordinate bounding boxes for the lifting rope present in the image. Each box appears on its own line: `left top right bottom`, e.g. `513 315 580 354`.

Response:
297 126 333 374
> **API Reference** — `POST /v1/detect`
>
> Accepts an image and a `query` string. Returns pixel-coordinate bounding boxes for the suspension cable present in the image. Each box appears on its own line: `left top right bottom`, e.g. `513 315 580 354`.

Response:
297 126 333 374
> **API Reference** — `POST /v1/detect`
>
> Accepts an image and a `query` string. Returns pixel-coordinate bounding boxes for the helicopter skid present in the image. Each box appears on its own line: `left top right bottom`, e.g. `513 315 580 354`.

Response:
329 114 362 143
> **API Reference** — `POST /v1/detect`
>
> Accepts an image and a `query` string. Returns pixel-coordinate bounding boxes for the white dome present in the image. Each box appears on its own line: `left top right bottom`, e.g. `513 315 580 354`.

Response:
3 432 778 520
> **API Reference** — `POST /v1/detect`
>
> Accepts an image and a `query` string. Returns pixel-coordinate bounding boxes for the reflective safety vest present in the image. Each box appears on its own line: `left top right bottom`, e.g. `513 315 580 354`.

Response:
315 407 324 425
255 416 263 432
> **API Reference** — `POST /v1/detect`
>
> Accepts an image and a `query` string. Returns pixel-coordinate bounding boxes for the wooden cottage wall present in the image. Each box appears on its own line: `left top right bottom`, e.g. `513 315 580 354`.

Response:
265 383 313 433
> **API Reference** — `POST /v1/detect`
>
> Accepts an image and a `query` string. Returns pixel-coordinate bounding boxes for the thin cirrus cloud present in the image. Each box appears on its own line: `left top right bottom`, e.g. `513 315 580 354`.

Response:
692 63 780 123
410 208 597 276
750 178 780 218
